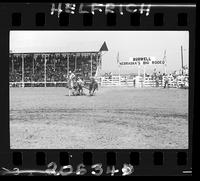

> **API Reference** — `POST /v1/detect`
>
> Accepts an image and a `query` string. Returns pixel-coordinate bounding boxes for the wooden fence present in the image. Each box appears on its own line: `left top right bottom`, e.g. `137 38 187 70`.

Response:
99 75 188 88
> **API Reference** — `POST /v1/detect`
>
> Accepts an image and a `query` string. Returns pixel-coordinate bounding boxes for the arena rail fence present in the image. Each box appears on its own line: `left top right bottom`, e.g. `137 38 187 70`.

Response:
99 75 188 88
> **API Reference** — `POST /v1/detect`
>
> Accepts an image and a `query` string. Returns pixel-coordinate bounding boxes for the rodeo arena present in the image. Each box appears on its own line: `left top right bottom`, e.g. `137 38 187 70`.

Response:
10 41 189 149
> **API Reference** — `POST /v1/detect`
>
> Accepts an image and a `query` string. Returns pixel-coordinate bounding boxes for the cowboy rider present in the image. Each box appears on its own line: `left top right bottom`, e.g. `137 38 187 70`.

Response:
67 70 76 96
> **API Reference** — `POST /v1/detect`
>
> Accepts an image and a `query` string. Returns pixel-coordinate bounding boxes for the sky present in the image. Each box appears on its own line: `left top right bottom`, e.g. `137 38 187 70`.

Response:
10 31 189 74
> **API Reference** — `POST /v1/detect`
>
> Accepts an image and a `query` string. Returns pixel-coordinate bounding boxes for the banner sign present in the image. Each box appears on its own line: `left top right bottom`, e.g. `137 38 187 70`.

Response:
119 57 165 65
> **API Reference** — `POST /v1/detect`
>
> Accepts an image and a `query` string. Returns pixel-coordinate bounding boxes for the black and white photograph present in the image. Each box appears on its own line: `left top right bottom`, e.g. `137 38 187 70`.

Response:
9 31 189 149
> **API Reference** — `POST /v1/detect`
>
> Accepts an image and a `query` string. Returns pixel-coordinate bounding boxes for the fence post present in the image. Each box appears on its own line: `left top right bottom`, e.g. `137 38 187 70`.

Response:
119 75 121 86
101 77 103 86
112 76 114 85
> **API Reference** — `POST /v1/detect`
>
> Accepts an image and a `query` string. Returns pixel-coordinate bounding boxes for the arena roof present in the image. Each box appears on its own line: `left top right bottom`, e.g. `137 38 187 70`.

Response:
10 41 108 54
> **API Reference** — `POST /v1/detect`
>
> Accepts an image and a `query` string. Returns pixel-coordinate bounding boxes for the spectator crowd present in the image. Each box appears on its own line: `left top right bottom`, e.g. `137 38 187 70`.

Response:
9 53 99 83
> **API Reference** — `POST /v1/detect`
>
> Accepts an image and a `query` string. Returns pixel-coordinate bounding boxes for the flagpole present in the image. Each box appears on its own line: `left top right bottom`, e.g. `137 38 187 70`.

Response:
117 51 121 86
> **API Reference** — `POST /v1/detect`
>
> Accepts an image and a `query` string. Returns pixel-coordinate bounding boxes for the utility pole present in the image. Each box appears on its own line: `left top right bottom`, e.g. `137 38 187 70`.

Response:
181 46 184 75
163 50 167 75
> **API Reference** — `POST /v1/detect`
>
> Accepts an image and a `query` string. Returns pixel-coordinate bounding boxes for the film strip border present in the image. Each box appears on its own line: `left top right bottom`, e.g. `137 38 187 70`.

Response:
0 2 195 176
0 150 191 176
0 3 196 29
11 9 189 27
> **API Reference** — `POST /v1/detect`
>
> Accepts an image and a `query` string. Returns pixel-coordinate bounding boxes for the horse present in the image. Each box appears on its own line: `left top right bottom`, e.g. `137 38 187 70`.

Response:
88 79 98 96
76 78 84 96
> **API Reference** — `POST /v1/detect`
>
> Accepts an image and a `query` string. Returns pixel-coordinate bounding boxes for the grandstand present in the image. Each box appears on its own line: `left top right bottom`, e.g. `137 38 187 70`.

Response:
9 41 108 87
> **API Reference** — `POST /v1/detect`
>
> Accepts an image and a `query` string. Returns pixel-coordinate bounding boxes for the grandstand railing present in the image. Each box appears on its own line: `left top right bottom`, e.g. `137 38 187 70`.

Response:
9 80 91 88
9 75 189 88
9 81 68 87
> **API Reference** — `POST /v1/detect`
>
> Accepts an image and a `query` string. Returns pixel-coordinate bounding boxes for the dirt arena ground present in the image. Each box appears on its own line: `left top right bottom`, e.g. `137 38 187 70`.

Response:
10 86 188 149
